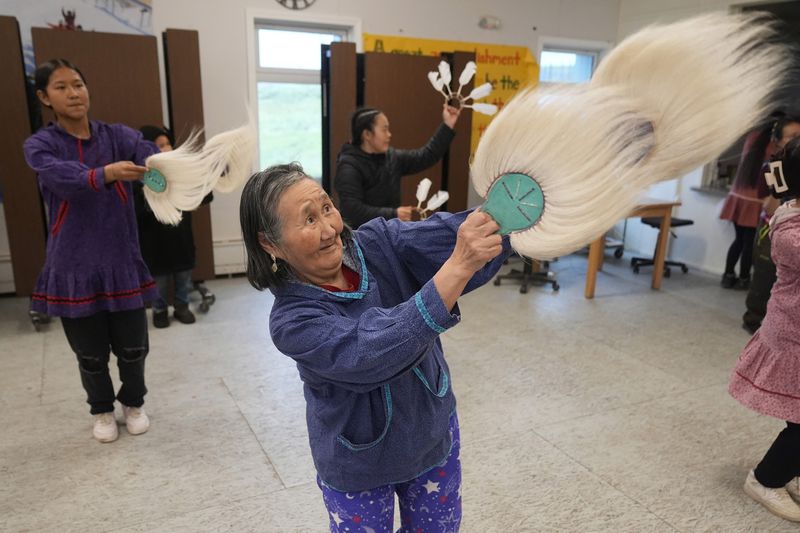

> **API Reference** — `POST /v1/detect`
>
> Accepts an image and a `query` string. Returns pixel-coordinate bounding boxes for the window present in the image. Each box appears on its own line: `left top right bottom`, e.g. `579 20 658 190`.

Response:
255 25 345 179
539 48 597 83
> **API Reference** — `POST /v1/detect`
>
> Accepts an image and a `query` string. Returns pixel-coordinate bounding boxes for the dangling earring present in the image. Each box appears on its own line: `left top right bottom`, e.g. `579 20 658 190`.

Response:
270 254 278 273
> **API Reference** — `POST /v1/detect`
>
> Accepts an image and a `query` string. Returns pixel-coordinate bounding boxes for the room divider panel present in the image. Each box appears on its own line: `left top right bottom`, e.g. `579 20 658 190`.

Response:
0 16 46 295
163 28 214 281
323 41 357 202
32 27 163 128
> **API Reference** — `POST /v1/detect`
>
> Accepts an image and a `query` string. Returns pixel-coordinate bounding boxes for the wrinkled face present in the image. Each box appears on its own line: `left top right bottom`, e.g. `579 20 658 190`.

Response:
267 179 344 285
778 122 800 150
154 134 173 152
37 67 89 121
362 113 391 153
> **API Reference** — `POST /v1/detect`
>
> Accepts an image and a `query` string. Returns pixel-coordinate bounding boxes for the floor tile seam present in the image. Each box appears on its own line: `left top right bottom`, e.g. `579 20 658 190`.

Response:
585 268 658 290
451 344 714 383
580 273 736 307
220 376 287 489
461 414 685 531
573 330 736 383
527 426 684 533
631 282 751 319
573 295 732 330
23 373 304 412
476 338 727 402
98 490 287 533
447 315 629 344
527 382 728 432
616 355 735 390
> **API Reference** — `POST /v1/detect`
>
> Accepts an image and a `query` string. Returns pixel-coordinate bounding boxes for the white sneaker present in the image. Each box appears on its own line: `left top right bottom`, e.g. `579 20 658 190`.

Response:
93 412 119 443
744 470 800 522
786 477 800 504
121 405 150 435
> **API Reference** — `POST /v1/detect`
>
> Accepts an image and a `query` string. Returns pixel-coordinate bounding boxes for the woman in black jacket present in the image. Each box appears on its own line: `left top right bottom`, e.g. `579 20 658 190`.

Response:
335 104 460 228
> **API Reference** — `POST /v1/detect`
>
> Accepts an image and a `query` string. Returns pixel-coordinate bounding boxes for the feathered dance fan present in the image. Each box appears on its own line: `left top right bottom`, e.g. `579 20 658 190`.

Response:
415 177 450 219
428 60 498 116
141 120 257 225
471 13 791 259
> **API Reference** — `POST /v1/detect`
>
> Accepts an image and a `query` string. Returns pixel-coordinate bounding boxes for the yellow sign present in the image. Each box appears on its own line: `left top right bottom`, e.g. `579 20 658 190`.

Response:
363 33 539 155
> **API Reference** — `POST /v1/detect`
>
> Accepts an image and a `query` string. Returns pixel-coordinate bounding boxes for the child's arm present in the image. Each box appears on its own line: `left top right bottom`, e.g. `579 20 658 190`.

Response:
24 132 150 198
764 196 780 217
24 135 107 198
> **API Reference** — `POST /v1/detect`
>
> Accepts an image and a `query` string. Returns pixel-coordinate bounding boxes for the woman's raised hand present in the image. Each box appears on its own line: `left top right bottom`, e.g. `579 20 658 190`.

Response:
448 210 502 276
104 161 147 183
442 104 461 129
432 209 503 312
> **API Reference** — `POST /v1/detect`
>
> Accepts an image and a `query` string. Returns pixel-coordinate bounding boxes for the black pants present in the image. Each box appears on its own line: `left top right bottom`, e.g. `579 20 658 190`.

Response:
61 308 149 415
754 422 800 488
743 221 776 331
725 223 756 278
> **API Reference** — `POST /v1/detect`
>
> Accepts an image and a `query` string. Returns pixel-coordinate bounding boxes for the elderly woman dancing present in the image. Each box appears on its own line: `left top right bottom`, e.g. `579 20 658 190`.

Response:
240 163 509 532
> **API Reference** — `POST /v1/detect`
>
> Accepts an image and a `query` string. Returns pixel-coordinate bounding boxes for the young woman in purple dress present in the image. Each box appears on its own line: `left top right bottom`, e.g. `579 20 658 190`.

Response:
24 59 160 443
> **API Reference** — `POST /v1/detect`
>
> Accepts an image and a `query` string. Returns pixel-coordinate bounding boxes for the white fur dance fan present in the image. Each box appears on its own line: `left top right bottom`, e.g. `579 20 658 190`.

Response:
472 13 791 259
142 120 257 225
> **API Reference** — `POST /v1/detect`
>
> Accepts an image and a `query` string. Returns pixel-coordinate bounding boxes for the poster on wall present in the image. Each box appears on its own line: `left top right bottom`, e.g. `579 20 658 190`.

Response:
363 33 538 156
3 0 153 76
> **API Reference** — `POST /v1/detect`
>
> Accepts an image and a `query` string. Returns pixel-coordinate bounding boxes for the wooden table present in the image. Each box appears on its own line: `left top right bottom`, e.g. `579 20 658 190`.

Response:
584 199 682 299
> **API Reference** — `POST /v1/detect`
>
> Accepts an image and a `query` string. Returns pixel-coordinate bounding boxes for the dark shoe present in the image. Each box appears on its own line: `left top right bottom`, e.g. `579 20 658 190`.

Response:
742 322 759 335
173 303 196 324
721 272 737 289
153 309 169 328
735 277 751 290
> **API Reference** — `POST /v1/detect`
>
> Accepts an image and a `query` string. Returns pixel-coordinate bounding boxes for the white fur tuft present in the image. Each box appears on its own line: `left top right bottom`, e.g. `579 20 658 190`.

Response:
471 13 789 259
591 13 790 179
143 120 257 225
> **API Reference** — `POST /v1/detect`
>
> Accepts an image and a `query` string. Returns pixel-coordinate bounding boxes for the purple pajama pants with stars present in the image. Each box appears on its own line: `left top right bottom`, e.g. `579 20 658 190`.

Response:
318 413 462 533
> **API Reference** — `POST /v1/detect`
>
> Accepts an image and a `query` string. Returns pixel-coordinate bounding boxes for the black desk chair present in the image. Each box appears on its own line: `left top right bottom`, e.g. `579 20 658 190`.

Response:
494 254 559 293
631 217 694 277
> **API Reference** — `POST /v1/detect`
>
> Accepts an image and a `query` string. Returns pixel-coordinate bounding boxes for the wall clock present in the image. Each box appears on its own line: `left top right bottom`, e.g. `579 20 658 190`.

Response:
275 0 316 9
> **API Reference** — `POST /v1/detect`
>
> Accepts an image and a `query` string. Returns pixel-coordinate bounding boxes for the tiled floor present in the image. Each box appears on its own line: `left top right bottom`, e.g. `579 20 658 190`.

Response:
1 253 795 532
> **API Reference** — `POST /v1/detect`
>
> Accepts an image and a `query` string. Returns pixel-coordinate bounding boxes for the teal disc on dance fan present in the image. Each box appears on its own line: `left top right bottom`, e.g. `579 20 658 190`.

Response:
142 169 167 193
481 173 544 235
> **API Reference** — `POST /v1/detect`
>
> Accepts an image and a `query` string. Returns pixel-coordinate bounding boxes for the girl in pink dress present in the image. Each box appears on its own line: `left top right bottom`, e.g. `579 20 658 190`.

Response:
719 116 800 289
729 136 800 522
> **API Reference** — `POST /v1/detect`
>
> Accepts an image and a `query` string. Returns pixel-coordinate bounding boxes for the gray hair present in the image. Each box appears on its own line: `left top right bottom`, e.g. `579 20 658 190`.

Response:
239 163 310 290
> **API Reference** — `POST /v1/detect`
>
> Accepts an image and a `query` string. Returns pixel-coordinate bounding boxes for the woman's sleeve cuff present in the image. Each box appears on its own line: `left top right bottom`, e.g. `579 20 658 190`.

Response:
87 167 105 191
414 279 461 334
502 235 513 253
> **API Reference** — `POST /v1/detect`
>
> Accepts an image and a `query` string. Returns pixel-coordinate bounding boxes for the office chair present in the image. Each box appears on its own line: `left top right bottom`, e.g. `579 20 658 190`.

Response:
494 254 559 293
630 216 694 277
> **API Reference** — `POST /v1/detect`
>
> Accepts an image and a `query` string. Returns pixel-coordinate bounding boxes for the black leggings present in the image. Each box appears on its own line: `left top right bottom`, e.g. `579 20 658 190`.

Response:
725 223 756 278
61 308 149 414
755 422 800 488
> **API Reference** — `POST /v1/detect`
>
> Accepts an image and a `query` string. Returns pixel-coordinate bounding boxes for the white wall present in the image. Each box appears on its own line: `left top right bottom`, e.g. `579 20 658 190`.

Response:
616 0 776 275
150 0 621 274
